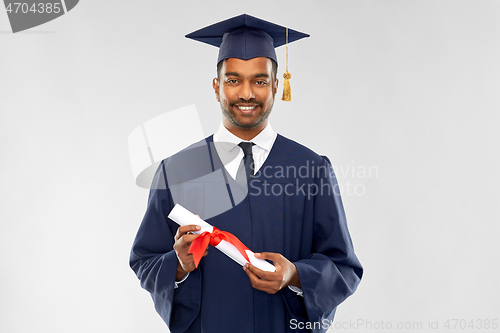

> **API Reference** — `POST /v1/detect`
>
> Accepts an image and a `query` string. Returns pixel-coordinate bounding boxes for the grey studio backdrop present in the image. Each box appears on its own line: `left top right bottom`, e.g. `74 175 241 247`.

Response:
1 1 499 332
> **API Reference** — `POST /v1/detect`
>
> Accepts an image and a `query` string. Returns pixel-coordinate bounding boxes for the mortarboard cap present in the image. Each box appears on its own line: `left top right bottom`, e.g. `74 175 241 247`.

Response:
185 14 309 65
186 14 309 101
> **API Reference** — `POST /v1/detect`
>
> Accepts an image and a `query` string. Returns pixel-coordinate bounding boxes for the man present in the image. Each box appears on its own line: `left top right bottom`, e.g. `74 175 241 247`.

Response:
130 14 362 333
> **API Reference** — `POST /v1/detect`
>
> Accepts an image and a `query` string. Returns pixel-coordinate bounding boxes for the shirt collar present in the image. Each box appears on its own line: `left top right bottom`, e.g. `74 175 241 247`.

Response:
214 122 276 153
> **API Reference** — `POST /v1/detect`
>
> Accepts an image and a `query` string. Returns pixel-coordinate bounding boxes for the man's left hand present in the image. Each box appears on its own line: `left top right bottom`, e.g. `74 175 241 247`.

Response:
243 252 301 294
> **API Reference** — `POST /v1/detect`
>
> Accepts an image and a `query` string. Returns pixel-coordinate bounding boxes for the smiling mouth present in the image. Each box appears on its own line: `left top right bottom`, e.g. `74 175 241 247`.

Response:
236 105 257 111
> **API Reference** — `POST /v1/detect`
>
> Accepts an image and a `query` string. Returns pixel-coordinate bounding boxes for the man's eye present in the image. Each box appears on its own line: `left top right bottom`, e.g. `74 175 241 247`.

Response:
227 79 239 84
255 81 268 85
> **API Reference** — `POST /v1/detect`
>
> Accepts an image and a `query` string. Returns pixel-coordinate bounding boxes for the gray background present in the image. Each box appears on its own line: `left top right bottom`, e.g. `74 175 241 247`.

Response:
1 0 499 332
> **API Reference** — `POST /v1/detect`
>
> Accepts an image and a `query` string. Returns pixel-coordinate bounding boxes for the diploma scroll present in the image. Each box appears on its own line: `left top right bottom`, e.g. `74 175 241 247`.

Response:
168 204 276 272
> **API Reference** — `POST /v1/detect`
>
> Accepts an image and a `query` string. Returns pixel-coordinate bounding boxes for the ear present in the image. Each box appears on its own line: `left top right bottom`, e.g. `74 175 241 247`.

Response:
213 78 220 102
273 78 279 96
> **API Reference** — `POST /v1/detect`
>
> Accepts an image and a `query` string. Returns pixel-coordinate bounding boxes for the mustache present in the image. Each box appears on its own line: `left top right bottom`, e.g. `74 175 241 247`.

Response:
229 98 262 106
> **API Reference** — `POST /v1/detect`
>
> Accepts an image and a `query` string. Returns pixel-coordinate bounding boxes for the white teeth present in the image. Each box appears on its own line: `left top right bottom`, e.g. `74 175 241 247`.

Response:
237 106 256 111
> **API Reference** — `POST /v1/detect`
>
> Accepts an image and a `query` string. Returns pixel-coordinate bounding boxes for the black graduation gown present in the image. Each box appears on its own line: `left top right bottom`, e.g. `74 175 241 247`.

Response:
130 134 363 333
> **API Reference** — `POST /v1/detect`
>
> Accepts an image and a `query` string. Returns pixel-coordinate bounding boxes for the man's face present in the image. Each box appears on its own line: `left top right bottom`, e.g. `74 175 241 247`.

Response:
213 57 278 131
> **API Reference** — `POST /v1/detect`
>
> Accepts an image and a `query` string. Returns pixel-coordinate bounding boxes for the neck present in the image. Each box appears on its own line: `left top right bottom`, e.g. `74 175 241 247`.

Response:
223 119 267 141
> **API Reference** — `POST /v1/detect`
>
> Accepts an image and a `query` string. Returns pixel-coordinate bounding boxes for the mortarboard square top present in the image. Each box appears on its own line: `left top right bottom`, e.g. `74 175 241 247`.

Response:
185 14 309 64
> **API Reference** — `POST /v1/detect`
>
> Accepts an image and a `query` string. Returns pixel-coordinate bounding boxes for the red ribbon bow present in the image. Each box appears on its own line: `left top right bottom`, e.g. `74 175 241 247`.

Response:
189 227 250 268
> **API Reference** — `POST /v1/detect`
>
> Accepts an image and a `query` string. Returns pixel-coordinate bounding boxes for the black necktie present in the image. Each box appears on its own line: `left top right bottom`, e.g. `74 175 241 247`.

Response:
238 142 255 182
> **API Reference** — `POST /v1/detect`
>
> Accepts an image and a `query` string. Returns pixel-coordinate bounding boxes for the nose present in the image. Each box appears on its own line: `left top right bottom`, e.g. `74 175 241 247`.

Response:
238 81 255 101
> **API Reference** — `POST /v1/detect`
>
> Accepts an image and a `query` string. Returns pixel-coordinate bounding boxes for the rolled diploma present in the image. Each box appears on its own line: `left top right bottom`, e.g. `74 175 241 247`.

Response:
168 204 276 272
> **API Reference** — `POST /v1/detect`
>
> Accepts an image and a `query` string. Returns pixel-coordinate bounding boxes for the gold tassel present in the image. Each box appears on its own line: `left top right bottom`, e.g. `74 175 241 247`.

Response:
282 71 291 101
281 27 292 101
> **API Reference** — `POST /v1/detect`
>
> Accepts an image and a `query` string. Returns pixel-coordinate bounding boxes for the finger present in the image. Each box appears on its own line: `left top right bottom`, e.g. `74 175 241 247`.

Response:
243 265 280 294
174 225 202 240
173 234 201 255
254 252 284 271
181 224 202 233
246 264 281 282
244 264 265 282
181 233 200 245
254 252 280 261
180 249 208 265
174 234 198 250
180 231 202 245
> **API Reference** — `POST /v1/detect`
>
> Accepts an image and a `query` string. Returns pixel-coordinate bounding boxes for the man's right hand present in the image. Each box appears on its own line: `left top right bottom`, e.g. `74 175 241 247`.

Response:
173 225 208 281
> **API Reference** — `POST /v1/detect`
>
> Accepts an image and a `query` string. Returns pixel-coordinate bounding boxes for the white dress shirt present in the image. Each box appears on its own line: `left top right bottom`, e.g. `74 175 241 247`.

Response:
213 122 277 180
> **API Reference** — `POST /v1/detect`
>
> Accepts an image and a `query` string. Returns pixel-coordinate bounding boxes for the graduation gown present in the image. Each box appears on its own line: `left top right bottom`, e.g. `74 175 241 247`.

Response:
130 134 363 333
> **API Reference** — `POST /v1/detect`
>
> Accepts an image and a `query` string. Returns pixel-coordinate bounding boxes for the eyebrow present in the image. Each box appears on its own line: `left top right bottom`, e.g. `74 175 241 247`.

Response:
224 72 270 79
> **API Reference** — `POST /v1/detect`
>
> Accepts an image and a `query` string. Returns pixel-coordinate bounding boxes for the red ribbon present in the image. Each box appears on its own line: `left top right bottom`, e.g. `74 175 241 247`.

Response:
189 227 251 268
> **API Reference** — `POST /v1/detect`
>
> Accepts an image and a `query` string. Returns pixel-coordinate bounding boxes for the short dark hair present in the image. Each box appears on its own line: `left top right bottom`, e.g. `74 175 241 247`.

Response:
217 58 278 82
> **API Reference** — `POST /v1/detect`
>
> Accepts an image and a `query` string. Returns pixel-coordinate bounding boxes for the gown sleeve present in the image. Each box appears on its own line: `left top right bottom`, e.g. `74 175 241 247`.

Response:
129 160 202 333
283 156 363 333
